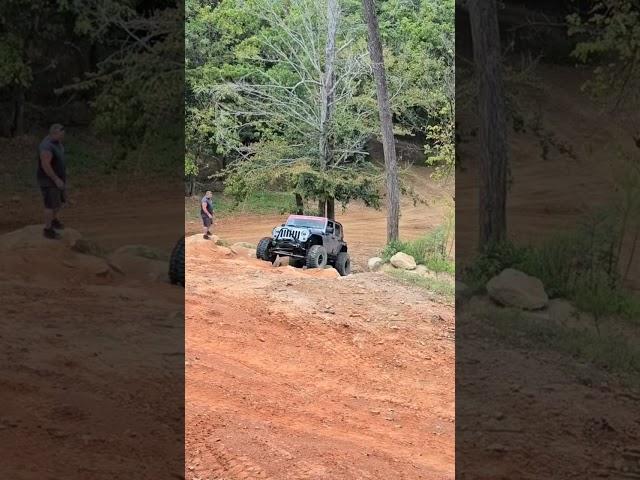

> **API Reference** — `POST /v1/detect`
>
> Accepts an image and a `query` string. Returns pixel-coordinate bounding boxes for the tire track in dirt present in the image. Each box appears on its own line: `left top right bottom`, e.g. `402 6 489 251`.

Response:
186 237 454 480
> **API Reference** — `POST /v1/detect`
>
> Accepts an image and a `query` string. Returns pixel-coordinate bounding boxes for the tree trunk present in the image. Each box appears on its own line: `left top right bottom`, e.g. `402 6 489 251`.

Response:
362 0 400 243
468 0 508 250
319 0 339 173
327 197 335 220
623 224 640 283
295 193 304 214
13 85 25 137
187 175 195 197
319 0 339 223
318 199 326 216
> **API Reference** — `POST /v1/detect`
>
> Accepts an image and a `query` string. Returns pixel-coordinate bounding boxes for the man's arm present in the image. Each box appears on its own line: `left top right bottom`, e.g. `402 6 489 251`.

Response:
202 201 213 218
40 150 64 189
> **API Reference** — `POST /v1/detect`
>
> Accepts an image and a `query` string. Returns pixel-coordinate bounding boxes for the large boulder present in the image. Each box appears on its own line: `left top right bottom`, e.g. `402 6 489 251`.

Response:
390 252 417 270
230 245 255 258
307 267 340 279
486 268 549 310
0 226 116 284
185 233 220 245
63 253 112 277
108 246 169 283
0 225 82 251
368 257 384 272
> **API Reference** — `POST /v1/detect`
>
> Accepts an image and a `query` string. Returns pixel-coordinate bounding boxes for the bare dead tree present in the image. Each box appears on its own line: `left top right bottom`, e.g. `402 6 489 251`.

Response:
319 0 340 219
361 0 400 242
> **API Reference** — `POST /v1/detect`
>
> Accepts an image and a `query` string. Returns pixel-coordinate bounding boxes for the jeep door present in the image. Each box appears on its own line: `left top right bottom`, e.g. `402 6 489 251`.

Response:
325 220 340 255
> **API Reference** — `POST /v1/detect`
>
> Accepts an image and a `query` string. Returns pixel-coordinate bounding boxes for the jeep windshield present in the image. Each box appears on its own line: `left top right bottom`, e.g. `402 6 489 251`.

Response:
285 216 326 230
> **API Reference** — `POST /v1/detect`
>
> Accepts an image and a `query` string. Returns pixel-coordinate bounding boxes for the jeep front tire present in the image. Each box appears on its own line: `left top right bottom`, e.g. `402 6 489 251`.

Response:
257 237 276 262
169 236 185 286
306 245 328 269
335 252 351 276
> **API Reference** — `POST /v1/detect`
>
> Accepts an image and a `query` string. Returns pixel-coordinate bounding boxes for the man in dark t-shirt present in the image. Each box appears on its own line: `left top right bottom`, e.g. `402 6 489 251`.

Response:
37 124 67 239
201 191 214 239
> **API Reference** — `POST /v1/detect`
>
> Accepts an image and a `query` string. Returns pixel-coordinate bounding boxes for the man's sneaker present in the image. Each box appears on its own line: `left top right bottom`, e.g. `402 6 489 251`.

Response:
51 219 65 230
43 228 61 240
203 234 210 240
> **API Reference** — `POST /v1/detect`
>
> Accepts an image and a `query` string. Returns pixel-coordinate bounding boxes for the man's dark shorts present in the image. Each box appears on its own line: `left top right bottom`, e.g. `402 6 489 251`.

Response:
202 215 212 227
40 187 65 210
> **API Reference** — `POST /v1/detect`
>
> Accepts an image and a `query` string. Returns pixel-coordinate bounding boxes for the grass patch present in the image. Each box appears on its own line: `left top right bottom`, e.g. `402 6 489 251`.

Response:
381 225 454 273
483 308 640 379
185 191 297 220
387 269 454 299
462 223 640 321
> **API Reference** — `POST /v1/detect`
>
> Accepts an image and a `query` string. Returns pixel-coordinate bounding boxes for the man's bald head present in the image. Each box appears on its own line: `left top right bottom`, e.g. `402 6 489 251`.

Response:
49 124 65 141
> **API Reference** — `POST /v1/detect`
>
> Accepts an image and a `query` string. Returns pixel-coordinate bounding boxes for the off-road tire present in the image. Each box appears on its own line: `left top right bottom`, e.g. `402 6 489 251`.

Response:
169 236 185 286
257 237 276 262
335 252 351 276
306 245 328 269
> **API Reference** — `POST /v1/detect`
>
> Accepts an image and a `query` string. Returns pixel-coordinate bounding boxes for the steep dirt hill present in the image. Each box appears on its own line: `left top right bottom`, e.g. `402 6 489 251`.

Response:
185 235 454 479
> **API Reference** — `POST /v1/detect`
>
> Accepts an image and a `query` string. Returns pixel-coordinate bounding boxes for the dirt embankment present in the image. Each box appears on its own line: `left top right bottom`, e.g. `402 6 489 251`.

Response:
186 236 455 479
456 64 640 285
0 226 184 479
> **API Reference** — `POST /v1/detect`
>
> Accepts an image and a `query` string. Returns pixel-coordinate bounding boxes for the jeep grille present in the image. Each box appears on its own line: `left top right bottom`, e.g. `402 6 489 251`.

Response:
277 228 301 241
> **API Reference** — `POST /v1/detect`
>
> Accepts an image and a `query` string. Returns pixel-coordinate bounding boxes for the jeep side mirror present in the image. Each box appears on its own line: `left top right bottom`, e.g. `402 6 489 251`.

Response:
327 227 334 233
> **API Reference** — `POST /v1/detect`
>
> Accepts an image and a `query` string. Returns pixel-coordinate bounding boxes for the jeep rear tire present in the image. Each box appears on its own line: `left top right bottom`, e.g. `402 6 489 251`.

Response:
335 252 351 276
257 237 276 262
169 236 185 286
306 245 328 269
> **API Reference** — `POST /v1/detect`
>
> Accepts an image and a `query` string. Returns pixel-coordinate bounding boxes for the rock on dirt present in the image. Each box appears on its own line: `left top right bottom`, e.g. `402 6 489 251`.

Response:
63 253 112 277
186 234 220 246
486 268 549 310
415 265 428 275
230 245 255 258
390 252 417 270
307 267 341 279
547 298 576 325
0 225 82 251
368 257 384 272
108 249 169 282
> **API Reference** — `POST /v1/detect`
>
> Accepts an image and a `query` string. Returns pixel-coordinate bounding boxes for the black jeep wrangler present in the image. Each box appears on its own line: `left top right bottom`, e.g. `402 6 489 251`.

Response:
256 215 351 276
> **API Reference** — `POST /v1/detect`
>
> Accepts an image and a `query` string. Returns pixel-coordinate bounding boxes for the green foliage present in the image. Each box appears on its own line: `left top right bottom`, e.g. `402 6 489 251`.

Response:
387 269 454 299
463 210 640 320
221 139 383 210
568 1 640 106
425 119 455 179
0 34 31 88
381 223 454 273
185 191 297 220
185 0 455 200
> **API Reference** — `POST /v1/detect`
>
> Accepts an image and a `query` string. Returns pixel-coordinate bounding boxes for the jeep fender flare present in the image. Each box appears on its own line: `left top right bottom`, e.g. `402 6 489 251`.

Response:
306 234 323 247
